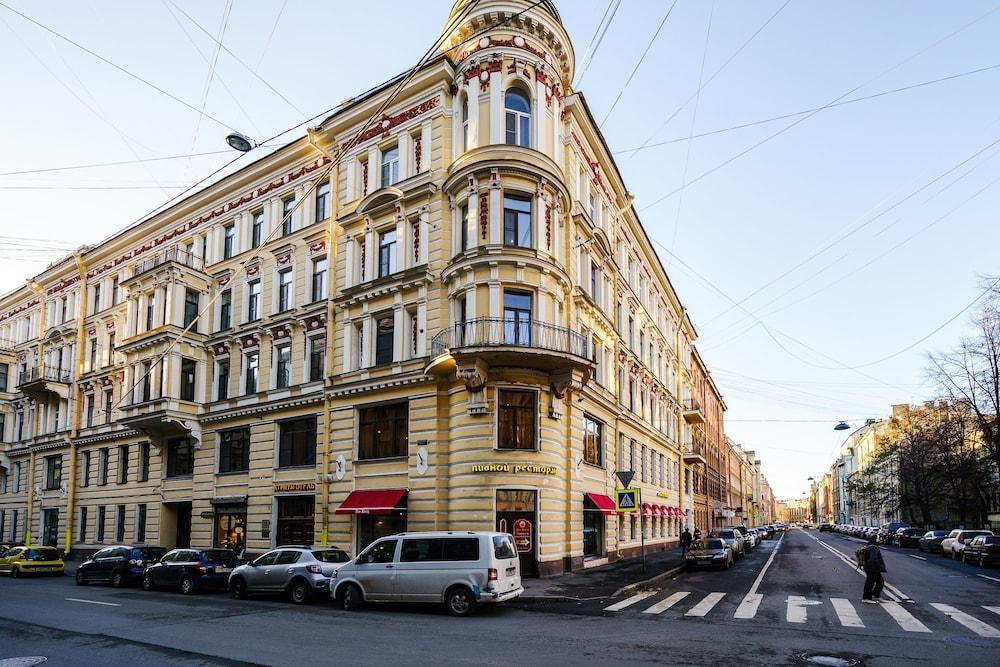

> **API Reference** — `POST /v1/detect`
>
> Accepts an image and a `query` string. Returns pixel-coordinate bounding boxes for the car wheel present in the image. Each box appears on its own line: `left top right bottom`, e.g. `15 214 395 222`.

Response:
111 571 124 588
180 576 196 595
289 580 311 605
142 574 154 591
75 569 87 586
446 586 477 617
342 583 362 611
230 577 248 600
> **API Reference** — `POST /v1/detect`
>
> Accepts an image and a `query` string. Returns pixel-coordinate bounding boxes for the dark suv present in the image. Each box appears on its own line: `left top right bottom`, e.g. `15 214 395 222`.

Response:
895 527 925 547
142 548 240 595
76 545 167 587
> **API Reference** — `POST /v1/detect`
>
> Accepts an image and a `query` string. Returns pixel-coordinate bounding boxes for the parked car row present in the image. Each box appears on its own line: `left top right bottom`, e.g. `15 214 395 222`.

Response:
688 524 779 571
823 522 998 569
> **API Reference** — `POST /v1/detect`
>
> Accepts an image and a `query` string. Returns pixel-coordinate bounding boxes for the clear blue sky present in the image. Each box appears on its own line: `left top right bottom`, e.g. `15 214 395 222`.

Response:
2 1 998 497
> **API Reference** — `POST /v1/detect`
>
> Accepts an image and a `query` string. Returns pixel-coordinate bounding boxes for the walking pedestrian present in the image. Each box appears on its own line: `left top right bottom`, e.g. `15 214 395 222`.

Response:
693 528 702 543
680 528 693 556
858 535 886 603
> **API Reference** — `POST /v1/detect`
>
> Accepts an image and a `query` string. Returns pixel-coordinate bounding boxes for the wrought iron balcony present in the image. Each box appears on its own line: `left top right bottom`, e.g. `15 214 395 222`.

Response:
17 364 72 400
682 397 706 424
130 247 204 280
682 439 706 465
431 317 589 359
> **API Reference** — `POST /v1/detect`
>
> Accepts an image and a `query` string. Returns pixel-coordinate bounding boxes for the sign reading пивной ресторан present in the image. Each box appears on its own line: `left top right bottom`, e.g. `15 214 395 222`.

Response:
471 464 558 475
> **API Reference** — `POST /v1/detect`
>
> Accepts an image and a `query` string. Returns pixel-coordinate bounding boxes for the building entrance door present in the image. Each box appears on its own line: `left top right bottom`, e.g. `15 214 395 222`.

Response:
170 502 192 548
42 509 59 547
496 489 537 577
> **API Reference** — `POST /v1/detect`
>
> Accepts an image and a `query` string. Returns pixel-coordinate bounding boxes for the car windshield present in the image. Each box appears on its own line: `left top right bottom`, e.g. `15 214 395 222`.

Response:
24 549 58 561
200 550 238 565
714 530 735 539
312 549 351 563
702 539 725 550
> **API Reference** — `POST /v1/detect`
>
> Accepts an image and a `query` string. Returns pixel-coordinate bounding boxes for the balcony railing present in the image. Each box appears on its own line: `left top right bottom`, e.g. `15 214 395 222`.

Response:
130 247 204 279
431 317 589 359
18 364 71 385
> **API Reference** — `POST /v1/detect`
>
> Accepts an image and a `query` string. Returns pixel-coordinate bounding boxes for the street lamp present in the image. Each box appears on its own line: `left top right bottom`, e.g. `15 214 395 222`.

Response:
225 132 256 153
834 421 851 431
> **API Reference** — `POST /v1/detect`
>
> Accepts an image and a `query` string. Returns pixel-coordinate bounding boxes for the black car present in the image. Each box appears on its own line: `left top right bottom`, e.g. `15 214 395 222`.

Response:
819 524 833 532
142 548 239 595
917 530 949 553
76 545 167 587
962 535 1000 567
895 527 925 547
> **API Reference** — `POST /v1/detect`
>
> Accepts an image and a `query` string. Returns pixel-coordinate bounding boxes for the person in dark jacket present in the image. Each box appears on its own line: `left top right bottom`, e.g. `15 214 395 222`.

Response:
861 535 887 603
680 528 693 556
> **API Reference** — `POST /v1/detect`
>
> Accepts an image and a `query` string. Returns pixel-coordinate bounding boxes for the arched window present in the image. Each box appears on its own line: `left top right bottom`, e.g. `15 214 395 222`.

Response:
461 96 470 152
504 88 531 147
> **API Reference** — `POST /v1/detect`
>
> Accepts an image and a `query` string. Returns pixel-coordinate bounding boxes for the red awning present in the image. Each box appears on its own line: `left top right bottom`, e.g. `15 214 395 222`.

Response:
584 492 618 516
668 506 679 517
651 505 662 517
336 489 408 515
665 506 675 517
658 504 669 516
641 502 654 516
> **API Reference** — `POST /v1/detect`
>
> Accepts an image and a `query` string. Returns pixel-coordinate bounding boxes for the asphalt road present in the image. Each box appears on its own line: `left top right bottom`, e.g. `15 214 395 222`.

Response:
0 529 997 666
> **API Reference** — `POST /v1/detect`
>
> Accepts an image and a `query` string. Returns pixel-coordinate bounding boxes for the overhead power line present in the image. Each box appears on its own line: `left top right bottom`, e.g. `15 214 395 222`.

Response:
574 0 620 88
0 0 240 132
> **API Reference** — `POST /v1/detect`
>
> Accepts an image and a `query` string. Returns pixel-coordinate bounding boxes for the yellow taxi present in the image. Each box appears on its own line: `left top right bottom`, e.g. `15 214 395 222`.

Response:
0 546 65 578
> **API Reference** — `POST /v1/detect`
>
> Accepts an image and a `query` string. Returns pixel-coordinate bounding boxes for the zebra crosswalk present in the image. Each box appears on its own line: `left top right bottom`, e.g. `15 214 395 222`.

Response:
602 589 1000 639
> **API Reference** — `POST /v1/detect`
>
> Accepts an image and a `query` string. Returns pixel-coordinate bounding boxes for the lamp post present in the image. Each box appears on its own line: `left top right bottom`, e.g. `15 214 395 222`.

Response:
225 132 256 153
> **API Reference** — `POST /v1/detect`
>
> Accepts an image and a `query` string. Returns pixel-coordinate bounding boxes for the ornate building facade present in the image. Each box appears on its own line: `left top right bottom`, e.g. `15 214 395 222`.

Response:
0 0 750 576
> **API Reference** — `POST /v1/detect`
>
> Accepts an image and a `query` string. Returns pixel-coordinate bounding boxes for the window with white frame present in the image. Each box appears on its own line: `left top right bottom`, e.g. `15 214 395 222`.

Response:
378 229 397 277
380 145 399 187
504 88 530 147
277 269 293 312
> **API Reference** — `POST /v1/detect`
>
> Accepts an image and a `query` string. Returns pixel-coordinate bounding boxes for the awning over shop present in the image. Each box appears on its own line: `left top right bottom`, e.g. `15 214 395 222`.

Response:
336 488 408 515
641 502 653 516
584 492 618 516
658 504 668 516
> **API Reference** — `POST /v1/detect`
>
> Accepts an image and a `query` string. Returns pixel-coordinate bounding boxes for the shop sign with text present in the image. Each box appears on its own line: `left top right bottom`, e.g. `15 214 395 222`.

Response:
471 463 557 475
274 482 316 493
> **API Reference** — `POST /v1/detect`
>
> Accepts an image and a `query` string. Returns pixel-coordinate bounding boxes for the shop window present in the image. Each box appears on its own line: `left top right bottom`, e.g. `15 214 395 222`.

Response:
504 88 531 147
278 418 317 468
276 496 315 546
218 428 250 474
583 415 603 466
358 402 408 460
357 515 406 554
214 503 247 552
583 496 605 558
166 438 194 478
497 390 536 450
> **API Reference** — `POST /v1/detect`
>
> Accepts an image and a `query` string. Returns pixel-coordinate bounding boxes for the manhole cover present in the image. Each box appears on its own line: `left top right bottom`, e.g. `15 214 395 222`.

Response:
0 658 48 667
796 654 860 667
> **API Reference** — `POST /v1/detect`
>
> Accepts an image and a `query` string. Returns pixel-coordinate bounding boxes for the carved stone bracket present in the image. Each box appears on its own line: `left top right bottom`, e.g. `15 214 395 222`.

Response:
549 368 586 420
456 359 489 416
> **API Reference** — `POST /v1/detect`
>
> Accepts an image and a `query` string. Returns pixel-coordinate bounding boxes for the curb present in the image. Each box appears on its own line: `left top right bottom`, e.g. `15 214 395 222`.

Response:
612 564 686 597
519 594 608 603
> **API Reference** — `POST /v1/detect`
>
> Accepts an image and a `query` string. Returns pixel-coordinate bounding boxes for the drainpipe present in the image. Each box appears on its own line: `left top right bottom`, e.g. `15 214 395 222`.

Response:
65 251 89 556
308 128 339 547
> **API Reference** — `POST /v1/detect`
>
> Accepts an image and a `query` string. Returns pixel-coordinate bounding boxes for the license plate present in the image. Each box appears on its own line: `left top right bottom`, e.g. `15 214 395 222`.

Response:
214 567 231 573
506 567 516 575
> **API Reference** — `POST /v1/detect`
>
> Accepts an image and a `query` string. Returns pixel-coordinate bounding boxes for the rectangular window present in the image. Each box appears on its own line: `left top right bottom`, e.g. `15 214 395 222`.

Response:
590 263 601 304
98 448 109 485
79 507 88 544
358 403 408 460
583 415 603 466
503 194 532 247
378 229 397 277
96 506 106 543
311 258 327 302
145 292 156 330
136 504 146 543
275 344 291 388
278 418 317 468
223 224 235 259
276 269 293 312
247 280 261 321
216 359 230 400
244 352 258 394
0 363 7 392
282 196 295 236
251 210 264 248
502 290 532 345
315 182 330 222
183 289 199 330
45 455 62 490
180 358 196 401
117 445 129 484
380 145 399 186
115 505 126 543
218 427 250 474
166 438 194 477
93 284 102 312
219 289 232 330
498 390 536 450
104 391 113 424
309 338 325 382
107 333 115 367
139 442 150 482
82 451 92 487
112 277 120 306
375 315 394 365
89 339 97 370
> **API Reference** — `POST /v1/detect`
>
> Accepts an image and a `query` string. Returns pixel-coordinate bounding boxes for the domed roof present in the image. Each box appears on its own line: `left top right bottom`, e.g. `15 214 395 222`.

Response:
444 0 563 28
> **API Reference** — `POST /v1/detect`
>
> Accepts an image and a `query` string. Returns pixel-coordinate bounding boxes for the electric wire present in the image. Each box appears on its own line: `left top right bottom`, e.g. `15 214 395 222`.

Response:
254 0 287 71
574 0 620 89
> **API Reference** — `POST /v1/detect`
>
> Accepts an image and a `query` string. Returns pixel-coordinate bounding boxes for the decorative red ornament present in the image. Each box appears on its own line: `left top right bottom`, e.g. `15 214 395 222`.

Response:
414 134 423 173
412 221 420 263
343 97 440 149
545 203 552 250
479 195 488 240
362 162 369 196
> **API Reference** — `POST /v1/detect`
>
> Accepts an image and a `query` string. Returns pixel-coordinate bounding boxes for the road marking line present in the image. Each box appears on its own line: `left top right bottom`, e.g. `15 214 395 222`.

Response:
880 600 931 633
747 532 784 596
908 555 927 561
733 593 763 619
805 532 905 602
977 574 1000 584
831 598 865 628
65 598 120 607
685 592 725 617
642 591 690 615
604 590 658 612
984 606 1000 617
786 595 822 624
930 603 1000 638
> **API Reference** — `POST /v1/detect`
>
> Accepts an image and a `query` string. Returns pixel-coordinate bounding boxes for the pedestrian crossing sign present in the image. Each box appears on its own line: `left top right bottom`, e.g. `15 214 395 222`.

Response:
616 488 639 512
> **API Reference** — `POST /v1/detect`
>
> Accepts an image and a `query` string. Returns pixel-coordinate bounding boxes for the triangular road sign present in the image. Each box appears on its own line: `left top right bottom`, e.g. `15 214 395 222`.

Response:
616 470 635 488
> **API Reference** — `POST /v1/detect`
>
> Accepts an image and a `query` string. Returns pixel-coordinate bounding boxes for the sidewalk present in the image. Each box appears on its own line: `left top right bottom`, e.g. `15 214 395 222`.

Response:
521 547 686 601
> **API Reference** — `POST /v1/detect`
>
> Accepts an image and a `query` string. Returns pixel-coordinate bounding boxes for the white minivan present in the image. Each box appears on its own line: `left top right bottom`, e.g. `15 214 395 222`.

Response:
330 531 522 616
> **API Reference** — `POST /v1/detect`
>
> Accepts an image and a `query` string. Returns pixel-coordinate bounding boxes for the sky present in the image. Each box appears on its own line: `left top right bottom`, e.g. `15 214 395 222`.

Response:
1 0 998 499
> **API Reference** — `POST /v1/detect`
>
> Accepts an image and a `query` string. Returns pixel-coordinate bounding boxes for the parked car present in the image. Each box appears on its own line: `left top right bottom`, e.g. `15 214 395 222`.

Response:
918 531 950 553
685 539 734 570
879 522 908 544
0 543 22 558
940 529 962 557
709 528 748 558
76 546 167 587
0 546 64 577
894 528 926 548
142 548 240 594
736 527 757 550
818 524 833 532
962 535 1000 567
229 546 351 603
950 530 994 561
756 526 774 540
331 531 522 617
